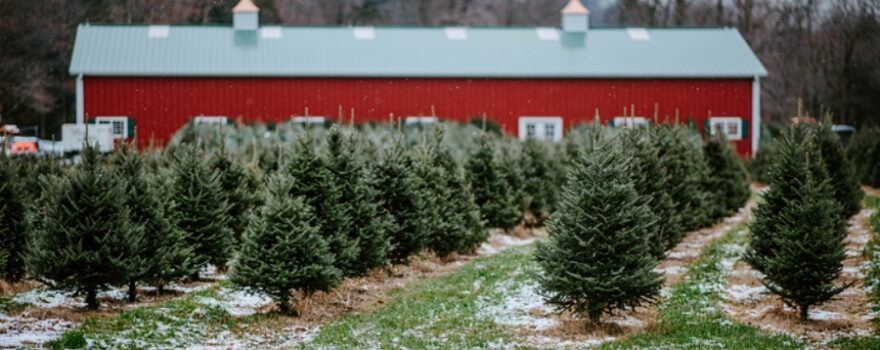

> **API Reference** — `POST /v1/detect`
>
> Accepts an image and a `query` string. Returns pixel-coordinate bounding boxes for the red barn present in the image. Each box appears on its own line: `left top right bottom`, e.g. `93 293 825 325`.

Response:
69 0 767 156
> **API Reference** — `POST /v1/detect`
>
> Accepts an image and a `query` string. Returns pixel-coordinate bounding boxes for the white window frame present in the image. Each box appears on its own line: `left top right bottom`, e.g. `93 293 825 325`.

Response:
291 116 326 124
708 116 743 141
518 116 563 142
94 116 129 140
612 116 650 128
404 116 438 125
193 116 228 125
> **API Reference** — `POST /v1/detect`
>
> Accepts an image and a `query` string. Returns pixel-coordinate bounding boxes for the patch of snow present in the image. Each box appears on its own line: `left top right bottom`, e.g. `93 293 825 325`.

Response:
0 314 74 348
11 287 128 309
653 265 687 276
185 326 319 349
199 265 229 281
666 251 699 260
195 288 273 317
478 243 500 256
725 284 767 302
809 309 843 321
476 280 558 331
846 249 861 258
495 235 536 248
842 266 864 277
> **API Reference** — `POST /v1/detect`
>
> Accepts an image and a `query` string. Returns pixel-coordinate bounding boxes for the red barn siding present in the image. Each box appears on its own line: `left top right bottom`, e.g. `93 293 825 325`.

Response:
83 77 754 155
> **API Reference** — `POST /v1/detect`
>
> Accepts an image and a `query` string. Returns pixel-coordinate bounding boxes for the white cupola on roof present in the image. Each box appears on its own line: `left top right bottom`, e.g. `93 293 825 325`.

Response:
561 0 590 33
233 0 260 31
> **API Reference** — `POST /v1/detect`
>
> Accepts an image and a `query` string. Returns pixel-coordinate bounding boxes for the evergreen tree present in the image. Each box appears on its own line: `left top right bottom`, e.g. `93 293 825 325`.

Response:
466 133 522 230
27 145 142 310
209 146 258 243
621 128 683 257
847 127 880 185
653 124 714 231
702 134 751 217
0 155 28 282
374 132 427 264
745 124 848 320
172 145 233 277
812 123 863 218
535 133 662 323
144 163 193 294
231 174 342 315
520 139 559 221
285 134 358 275
323 126 390 275
749 140 779 184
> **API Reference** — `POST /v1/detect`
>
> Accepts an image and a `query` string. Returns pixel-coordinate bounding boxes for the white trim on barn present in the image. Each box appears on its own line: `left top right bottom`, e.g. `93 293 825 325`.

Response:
752 76 761 158
76 74 84 125
708 116 744 141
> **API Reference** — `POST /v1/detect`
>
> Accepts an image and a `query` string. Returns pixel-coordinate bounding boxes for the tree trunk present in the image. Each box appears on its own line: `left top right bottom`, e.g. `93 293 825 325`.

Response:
157 283 165 296
86 284 99 310
800 304 809 321
279 293 290 314
128 280 137 302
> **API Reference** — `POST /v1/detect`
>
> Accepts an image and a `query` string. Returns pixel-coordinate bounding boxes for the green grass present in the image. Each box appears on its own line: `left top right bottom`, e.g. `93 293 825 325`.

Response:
304 248 534 349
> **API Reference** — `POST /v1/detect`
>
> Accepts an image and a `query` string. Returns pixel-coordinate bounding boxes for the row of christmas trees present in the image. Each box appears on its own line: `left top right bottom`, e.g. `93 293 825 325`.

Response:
0 122 570 311
534 123 751 322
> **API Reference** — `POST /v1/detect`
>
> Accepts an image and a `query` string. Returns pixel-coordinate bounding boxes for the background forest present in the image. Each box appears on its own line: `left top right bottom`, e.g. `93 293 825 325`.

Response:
1 0 879 139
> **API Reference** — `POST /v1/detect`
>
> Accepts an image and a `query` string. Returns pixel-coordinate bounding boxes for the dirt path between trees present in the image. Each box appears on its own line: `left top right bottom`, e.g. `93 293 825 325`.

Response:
722 208 877 346
500 200 755 348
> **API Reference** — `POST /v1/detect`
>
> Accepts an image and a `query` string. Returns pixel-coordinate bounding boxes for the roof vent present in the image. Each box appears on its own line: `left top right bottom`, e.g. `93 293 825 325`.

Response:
354 27 375 40
233 0 259 31
561 0 589 33
445 27 467 40
536 27 560 41
260 27 282 39
627 28 650 41
147 25 169 38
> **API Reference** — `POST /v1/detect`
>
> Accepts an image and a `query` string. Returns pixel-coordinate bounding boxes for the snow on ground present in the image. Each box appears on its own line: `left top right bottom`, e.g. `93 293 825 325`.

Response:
195 287 273 317
0 314 73 348
725 284 767 302
12 287 127 309
478 233 538 256
476 278 557 331
185 326 320 350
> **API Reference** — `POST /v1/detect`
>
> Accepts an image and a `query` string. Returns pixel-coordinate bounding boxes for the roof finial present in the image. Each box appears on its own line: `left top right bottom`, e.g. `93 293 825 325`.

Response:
562 0 590 15
233 0 259 13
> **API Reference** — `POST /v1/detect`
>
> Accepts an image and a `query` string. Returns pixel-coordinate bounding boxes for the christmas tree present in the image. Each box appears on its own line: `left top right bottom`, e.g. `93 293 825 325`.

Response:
27 144 142 309
620 127 683 257
144 164 193 294
535 133 662 323
812 123 863 218
374 131 427 264
231 174 341 315
520 139 560 221
0 155 28 282
653 124 714 231
171 145 233 277
209 145 259 244
324 126 390 275
285 133 358 275
745 124 848 320
702 134 751 217
466 132 522 230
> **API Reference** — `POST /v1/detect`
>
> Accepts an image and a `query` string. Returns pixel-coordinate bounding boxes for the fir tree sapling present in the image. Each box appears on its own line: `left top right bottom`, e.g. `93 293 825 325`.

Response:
27 145 143 310
285 134 358 275
324 127 390 275
232 174 341 315
520 139 560 222
172 145 233 278
0 155 28 282
466 132 522 230
374 132 427 264
620 127 683 257
653 124 714 231
745 124 849 320
144 163 193 294
702 134 751 217
812 123 863 218
209 146 259 244
535 133 662 323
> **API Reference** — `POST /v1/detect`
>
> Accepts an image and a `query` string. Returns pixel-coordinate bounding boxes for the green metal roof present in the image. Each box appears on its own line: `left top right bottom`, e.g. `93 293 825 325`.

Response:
69 25 768 78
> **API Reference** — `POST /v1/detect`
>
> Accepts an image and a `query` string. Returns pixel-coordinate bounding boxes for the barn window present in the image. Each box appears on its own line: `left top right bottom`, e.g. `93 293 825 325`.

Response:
291 116 326 124
193 116 229 125
95 116 130 140
519 117 563 142
708 117 744 141
404 116 438 125
612 116 649 128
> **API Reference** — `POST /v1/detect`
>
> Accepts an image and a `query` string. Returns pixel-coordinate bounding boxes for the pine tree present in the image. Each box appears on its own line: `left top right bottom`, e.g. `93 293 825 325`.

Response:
535 133 662 323
745 124 848 320
653 124 714 231
702 134 751 217
374 132 427 264
520 139 560 221
621 128 683 257
231 174 342 314
812 123 863 218
144 164 193 294
285 134 358 276
466 133 522 230
27 145 143 310
172 145 233 277
324 126 390 275
0 155 28 282
209 146 258 244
